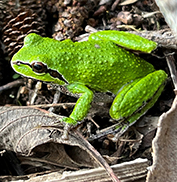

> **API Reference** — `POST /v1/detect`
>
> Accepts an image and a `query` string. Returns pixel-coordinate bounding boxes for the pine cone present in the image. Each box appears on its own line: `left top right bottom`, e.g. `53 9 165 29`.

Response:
0 0 13 30
44 0 59 18
3 7 46 58
53 0 98 40
15 0 47 21
0 49 4 85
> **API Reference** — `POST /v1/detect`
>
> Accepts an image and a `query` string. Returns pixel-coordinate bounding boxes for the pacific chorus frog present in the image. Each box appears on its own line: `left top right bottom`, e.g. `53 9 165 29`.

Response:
11 30 167 135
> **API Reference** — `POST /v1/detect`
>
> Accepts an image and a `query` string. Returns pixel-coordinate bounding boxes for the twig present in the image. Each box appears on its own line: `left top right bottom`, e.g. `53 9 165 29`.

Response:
3 103 75 108
128 30 177 50
164 51 177 92
74 130 121 182
111 0 121 11
0 79 24 93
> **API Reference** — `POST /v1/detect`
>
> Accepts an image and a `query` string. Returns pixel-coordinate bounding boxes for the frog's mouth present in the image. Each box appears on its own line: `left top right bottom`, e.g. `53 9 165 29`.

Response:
12 60 68 84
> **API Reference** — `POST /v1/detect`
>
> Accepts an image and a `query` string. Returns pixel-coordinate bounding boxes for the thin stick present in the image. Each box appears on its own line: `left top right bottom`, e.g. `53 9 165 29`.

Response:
165 52 177 91
74 130 121 182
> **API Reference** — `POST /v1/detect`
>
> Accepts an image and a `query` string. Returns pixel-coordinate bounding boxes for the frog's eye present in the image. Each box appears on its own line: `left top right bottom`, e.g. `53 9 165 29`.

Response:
31 62 48 73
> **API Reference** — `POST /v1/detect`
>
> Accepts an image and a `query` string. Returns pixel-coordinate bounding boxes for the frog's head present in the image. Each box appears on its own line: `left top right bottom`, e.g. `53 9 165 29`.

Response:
11 33 67 85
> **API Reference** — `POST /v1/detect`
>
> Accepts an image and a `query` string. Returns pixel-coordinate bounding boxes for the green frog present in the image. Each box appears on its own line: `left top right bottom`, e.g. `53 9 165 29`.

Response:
11 30 167 131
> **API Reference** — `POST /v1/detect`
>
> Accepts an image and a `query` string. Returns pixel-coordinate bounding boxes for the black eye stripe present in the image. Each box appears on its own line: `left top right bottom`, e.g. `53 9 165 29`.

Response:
13 61 68 84
47 69 68 84
13 61 31 67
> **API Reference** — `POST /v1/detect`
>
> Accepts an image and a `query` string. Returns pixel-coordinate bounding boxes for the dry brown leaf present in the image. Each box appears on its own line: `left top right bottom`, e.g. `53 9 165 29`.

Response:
155 0 177 36
146 96 177 182
0 106 99 169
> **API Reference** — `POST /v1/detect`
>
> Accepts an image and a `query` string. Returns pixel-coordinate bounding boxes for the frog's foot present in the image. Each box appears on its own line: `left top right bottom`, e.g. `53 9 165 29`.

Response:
62 123 71 140
61 117 78 140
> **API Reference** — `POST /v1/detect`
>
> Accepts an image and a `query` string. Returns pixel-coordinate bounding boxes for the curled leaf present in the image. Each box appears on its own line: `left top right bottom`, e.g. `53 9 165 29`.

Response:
146 96 177 181
0 106 98 168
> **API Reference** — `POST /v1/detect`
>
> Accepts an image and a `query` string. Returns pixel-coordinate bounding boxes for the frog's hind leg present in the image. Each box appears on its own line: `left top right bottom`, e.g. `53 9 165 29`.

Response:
109 70 167 125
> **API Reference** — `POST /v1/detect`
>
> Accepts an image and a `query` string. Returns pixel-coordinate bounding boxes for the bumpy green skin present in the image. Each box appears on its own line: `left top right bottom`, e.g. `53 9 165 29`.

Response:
11 30 167 126
89 31 157 53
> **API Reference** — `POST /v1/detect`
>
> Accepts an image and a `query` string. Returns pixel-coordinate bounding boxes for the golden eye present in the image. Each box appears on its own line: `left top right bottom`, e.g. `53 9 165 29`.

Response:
31 62 48 73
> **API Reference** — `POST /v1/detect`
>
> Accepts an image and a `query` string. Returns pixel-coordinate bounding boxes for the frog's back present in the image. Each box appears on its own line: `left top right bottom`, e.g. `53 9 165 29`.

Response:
50 39 155 94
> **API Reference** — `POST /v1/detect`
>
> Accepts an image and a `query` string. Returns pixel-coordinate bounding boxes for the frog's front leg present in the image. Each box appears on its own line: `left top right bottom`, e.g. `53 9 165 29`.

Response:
110 70 167 125
62 83 93 125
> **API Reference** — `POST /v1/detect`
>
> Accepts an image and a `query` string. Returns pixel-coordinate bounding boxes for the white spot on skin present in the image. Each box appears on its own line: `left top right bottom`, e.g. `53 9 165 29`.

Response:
95 44 100 48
